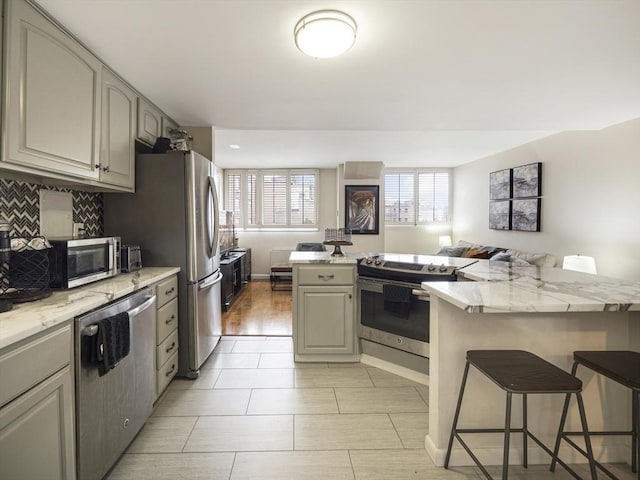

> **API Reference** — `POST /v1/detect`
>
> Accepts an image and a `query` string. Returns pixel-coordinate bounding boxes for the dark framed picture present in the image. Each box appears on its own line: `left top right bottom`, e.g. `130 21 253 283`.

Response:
345 185 379 234
489 200 511 230
511 198 541 232
489 168 512 200
512 162 541 198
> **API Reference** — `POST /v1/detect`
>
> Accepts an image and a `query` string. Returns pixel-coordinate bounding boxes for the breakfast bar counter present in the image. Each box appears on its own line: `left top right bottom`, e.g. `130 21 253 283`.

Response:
421 261 640 468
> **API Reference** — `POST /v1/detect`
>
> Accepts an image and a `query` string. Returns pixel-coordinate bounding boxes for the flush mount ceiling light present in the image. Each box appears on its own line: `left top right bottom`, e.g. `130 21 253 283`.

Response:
294 10 357 58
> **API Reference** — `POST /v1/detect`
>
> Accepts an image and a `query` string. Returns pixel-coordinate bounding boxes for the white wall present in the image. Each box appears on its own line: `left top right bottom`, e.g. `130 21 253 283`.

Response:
236 169 337 276
453 117 640 281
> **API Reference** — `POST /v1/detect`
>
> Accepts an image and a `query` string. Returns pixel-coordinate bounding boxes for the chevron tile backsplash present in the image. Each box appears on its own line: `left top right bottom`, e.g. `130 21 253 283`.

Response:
0 179 103 238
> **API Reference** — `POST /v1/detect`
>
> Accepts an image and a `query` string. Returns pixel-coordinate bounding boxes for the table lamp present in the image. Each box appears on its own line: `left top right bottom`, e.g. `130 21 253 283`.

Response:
562 255 597 274
439 235 452 248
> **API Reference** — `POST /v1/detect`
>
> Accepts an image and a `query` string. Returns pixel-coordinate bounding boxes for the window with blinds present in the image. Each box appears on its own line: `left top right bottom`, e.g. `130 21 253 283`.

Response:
224 169 318 228
384 170 450 225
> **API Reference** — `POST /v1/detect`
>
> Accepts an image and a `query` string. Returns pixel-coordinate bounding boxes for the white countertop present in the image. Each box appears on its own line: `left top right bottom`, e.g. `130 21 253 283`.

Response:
0 267 180 350
423 259 640 313
289 251 363 264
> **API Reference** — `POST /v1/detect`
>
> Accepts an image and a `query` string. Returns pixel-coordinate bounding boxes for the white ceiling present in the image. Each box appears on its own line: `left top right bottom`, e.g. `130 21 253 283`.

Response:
37 0 640 169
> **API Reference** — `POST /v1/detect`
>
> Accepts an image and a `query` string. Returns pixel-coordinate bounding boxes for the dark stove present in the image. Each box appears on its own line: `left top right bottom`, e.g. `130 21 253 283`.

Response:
357 253 478 358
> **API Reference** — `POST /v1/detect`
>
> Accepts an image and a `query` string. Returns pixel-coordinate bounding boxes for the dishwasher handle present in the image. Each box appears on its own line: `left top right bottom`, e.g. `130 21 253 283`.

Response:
126 295 156 318
79 292 155 337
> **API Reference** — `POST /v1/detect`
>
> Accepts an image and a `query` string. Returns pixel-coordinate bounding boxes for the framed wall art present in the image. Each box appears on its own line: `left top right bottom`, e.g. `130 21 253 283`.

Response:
512 162 542 198
511 198 541 232
489 200 511 230
345 185 379 234
489 168 512 200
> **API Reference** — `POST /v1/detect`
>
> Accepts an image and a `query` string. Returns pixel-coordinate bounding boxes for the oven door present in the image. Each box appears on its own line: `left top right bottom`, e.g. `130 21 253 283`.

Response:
358 276 430 357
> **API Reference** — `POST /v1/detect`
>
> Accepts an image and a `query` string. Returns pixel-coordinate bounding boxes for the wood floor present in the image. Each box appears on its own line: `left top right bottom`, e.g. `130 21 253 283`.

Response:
222 280 292 336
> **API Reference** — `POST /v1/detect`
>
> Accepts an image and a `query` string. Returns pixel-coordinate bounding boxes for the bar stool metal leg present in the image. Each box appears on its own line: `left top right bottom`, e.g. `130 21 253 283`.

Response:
502 392 512 480
445 361 471 469
522 394 528 469
576 392 598 480
633 389 639 477
551 362 579 472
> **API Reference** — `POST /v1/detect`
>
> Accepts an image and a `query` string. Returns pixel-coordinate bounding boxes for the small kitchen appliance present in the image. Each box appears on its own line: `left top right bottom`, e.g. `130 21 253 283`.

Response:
120 245 142 272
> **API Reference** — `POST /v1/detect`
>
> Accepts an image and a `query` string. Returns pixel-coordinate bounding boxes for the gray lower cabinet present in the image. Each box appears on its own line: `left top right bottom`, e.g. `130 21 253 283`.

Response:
100 68 136 189
153 275 179 400
293 265 358 362
2 0 101 180
0 322 75 480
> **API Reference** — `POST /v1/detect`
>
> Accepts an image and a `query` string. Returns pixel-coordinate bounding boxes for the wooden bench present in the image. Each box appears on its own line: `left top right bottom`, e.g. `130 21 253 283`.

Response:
270 250 292 290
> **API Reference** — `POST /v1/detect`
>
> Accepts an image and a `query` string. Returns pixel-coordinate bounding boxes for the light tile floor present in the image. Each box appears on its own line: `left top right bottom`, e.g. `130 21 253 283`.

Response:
108 337 636 479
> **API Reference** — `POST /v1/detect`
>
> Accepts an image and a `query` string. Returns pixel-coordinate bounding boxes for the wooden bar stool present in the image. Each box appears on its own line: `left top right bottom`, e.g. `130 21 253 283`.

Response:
444 350 597 480
552 350 640 480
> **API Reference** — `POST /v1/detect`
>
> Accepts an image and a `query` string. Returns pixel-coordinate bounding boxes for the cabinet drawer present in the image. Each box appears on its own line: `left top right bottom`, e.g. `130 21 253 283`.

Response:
156 351 178 395
156 329 178 368
296 266 354 286
156 276 178 308
0 324 71 407
156 298 178 344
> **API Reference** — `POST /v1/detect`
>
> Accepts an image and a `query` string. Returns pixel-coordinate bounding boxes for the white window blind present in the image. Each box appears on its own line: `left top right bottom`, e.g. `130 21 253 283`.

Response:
225 172 242 226
385 170 450 225
262 173 288 225
225 170 318 229
246 172 257 226
384 172 415 223
418 172 450 223
290 173 317 225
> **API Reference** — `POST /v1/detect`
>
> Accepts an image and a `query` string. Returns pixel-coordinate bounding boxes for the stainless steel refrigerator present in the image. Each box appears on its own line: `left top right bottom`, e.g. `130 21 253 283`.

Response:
104 150 222 378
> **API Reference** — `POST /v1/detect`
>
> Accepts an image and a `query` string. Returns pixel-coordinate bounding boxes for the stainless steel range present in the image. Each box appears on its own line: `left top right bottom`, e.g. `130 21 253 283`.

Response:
357 254 477 358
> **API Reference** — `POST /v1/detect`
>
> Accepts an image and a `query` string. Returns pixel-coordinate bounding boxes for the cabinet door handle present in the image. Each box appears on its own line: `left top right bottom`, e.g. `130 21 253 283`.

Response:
102 166 110 172
165 286 176 295
94 163 101 169
348 294 352 299
165 364 176 376
165 342 176 354
165 314 175 325
318 274 334 281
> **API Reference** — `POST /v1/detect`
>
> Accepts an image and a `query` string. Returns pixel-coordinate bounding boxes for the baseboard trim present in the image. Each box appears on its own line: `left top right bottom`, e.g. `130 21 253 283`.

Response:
360 353 429 385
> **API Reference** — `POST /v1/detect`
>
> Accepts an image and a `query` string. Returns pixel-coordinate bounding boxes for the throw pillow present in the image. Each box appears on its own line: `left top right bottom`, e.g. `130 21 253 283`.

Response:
436 246 468 257
463 247 490 259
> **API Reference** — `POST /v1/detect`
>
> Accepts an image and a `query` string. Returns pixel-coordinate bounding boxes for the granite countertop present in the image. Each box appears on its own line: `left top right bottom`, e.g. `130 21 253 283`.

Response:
289 251 364 264
0 267 180 350
423 259 640 313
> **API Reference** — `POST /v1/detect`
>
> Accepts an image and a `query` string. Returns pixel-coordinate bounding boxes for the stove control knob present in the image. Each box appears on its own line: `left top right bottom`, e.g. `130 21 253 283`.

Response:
427 263 436 272
365 257 373 264
374 259 383 266
439 264 449 273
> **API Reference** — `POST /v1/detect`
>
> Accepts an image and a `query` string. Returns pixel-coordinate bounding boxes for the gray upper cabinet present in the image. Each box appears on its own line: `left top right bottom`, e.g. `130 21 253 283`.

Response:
2 0 101 180
100 68 136 190
137 97 163 146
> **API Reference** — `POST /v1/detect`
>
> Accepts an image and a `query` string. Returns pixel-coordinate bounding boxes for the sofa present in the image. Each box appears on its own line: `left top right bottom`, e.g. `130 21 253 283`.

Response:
436 240 557 267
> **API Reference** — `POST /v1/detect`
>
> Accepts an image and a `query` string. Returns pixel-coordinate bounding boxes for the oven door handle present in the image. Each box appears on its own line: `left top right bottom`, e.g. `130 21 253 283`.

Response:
412 289 430 301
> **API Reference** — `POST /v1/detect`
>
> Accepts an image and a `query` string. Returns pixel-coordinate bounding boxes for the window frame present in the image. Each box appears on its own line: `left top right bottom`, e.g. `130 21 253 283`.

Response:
224 169 319 230
384 168 452 226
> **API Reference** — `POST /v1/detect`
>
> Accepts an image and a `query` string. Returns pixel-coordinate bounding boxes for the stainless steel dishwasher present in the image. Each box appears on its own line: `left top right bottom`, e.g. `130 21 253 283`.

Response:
74 287 156 480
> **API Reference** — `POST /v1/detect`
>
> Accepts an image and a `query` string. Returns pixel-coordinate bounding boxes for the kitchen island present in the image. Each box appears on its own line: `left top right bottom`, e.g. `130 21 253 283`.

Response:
422 260 640 468
289 251 362 362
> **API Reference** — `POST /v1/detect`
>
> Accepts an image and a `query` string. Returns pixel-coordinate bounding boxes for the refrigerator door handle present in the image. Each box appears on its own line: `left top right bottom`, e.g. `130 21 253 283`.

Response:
208 176 220 258
199 271 223 290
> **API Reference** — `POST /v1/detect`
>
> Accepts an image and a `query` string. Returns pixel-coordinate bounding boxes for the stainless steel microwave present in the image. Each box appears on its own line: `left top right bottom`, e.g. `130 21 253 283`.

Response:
48 236 121 289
